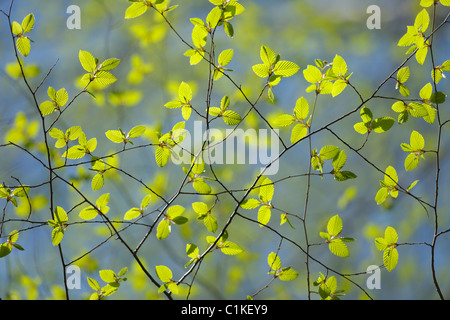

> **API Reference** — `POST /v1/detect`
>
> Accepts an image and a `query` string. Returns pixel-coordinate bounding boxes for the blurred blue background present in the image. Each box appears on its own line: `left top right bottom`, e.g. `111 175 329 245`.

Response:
0 0 449 300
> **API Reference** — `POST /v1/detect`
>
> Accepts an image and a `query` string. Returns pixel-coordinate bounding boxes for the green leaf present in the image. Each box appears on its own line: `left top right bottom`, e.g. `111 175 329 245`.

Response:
252 64 270 78
375 237 388 251
278 266 298 280
259 177 274 202
192 202 209 215
96 194 110 212
329 239 349 257
8 230 19 244
87 277 101 291
294 97 309 120
224 2 245 18
203 214 218 233
359 106 373 124
384 166 398 187
410 130 424 150
79 50 97 73
55 88 68 106
319 145 339 160
420 0 434 7
332 54 348 75
16 36 31 57
372 117 395 133
118 267 127 278
125 2 148 19
193 179 211 194
398 84 410 97
155 265 172 283
290 124 307 144
11 21 22 35
320 232 331 241
62 145 86 159
105 130 125 143
186 243 199 259
85 138 97 154
219 95 230 112
140 194 151 209
319 276 338 300
334 171 357 181
273 60 300 77
128 125 146 138
155 147 171 168
268 75 282 88
12 186 29 198
21 14 35 33
206 6 222 28
99 270 117 283
220 241 243 255
191 26 208 49
397 67 410 83
273 114 295 127
102 283 119 297
124 207 141 220
167 205 185 219
423 104 436 124
414 9 430 32
401 143 413 152
327 214 343 237
260 45 277 66
353 122 368 134
391 101 406 113
167 282 179 295
99 58 120 71
420 83 433 100
0 243 12 258
208 107 222 117
303 65 322 83
181 105 192 120
408 103 428 118
52 227 64 246
240 198 261 209
407 180 419 192
331 79 347 97
156 220 171 240
165 100 183 109
415 46 428 65
332 150 347 171
267 252 282 271
218 49 233 66
383 247 399 272
404 153 419 171
222 110 242 125
224 21 234 37
178 82 192 102
79 206 98 220
430 91 446 104
384 226 398 244
257 205 271 226
94 71 117 86
55 206 68 223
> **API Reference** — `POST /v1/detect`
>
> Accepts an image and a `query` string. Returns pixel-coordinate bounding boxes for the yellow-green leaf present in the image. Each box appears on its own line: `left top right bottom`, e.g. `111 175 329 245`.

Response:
267 252 282 270
79 50 97 73
21 13 35 33
327 214 343 237
383 247 399 272
17 37 31 57
329 239 349 257
125 2 148 19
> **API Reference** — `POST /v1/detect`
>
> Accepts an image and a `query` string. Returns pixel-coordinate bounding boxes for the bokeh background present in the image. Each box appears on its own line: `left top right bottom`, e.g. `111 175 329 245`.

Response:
0 0 449 300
